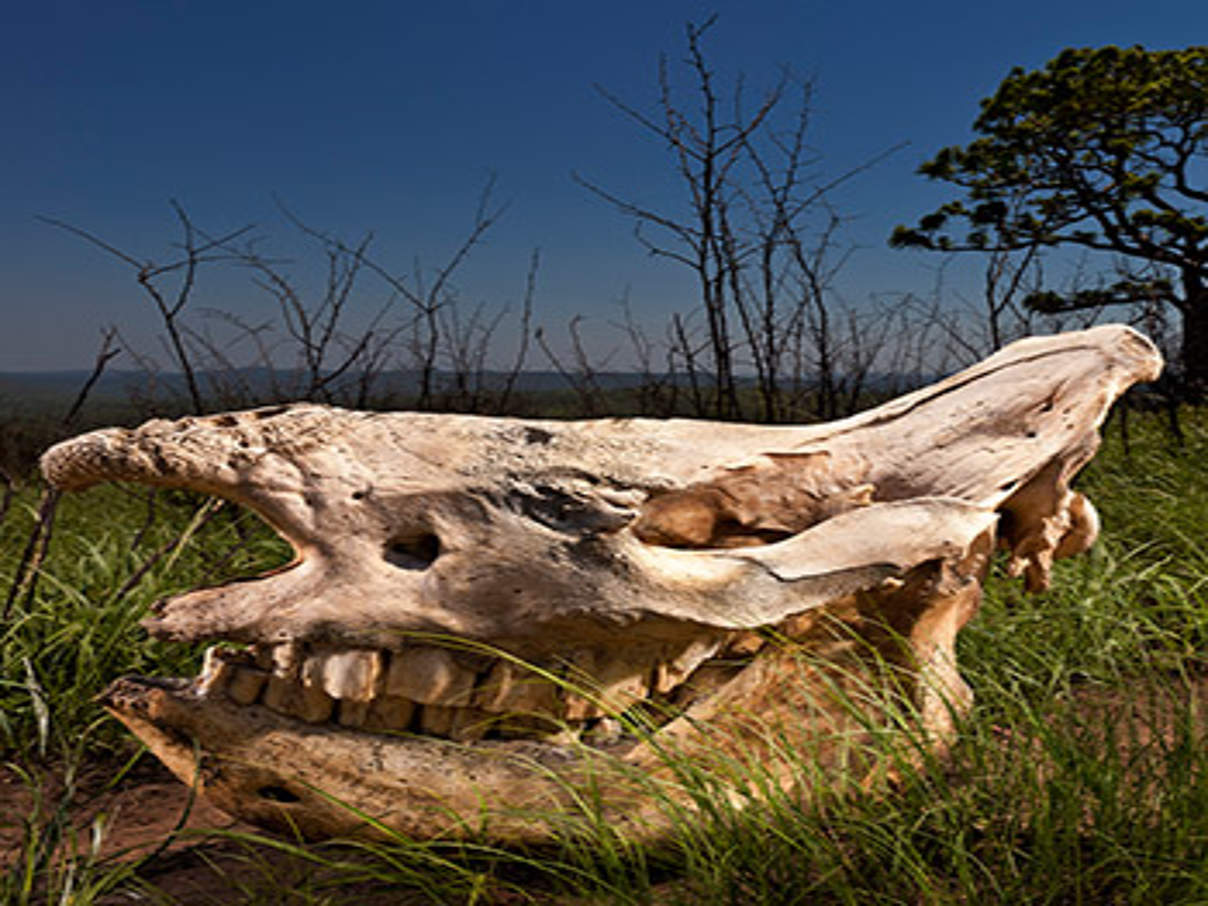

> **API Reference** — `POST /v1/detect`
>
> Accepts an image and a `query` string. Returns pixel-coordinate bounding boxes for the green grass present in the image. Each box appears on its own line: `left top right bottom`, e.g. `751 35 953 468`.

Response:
1 408 1205 903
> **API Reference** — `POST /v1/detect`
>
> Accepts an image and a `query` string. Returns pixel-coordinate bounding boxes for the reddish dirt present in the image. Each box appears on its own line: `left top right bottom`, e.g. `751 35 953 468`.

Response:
0 757 249 861
0 755 531 903
0 757 283 904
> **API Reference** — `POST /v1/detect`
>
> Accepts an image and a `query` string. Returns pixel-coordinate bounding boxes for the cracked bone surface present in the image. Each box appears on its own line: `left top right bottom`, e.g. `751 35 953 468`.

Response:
41 325 1161 843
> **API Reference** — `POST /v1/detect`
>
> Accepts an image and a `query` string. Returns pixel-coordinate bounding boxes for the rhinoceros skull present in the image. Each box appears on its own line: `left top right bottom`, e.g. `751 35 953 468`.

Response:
40 325 1160 842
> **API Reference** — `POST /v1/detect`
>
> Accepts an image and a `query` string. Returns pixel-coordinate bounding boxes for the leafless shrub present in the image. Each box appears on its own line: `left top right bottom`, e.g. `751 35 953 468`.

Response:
535 316 611 416
576 16 906 422
40 203 254 415
43 179 538 417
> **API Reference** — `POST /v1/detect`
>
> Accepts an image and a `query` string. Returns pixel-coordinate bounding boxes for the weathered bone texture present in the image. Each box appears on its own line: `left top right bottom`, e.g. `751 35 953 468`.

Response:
42 325 1161 843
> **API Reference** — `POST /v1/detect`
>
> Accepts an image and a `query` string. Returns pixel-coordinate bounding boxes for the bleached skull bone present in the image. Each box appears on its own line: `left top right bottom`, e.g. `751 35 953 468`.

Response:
40 325 1161 842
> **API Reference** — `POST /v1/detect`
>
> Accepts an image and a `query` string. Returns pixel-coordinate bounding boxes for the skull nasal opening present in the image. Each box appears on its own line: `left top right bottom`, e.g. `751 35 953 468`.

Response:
385 532 441 570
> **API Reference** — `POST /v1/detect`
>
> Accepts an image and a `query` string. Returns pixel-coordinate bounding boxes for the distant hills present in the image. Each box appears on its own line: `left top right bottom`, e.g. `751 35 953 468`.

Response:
0 366 932 429
0 367 680 421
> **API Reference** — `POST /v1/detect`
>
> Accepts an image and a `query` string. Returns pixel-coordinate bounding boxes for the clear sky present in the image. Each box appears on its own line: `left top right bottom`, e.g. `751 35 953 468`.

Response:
4 0 1205 372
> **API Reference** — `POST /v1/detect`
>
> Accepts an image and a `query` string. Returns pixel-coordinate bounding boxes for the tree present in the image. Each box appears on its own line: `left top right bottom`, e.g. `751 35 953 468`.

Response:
891 45 1208 396
578 16 901 422
43 183 537 416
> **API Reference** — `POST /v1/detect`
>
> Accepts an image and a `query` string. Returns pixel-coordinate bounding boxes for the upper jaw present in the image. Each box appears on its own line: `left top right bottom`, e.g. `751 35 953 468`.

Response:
136 491 999 653
39 323 1162 661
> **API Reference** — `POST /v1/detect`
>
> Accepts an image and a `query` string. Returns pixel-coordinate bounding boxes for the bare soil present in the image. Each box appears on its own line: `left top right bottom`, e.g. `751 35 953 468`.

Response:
0 757 448 904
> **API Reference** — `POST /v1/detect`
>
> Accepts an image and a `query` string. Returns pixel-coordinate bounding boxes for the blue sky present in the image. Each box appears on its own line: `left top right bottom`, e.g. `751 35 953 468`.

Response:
3 0 1205 371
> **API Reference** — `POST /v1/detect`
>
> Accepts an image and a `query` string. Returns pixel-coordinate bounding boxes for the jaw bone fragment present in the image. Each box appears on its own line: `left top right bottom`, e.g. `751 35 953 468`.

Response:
40 325 1162 843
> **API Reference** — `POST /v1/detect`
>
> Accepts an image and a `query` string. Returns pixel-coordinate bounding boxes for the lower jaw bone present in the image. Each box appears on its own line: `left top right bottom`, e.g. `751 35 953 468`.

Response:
99 560 980 845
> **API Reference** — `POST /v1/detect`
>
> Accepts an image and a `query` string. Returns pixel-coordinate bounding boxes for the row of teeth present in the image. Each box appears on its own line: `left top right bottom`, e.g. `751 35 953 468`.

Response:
194 633 770 745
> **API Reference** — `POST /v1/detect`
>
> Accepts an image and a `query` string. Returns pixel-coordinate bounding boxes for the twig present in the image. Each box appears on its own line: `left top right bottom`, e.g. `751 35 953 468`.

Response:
3 489 60 621
110 498 224 604
62 327 121 427
0 472 14 530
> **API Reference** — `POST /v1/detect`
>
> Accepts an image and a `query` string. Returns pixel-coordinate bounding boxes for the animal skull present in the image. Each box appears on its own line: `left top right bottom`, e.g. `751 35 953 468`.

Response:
40 325 1161 842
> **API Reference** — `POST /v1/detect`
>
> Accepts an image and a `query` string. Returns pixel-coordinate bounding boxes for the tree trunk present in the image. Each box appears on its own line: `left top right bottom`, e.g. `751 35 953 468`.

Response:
1179 280 1208 402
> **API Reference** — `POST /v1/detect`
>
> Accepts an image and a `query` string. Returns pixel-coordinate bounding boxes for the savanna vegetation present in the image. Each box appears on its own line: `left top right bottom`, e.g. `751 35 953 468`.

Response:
1 23 1205 905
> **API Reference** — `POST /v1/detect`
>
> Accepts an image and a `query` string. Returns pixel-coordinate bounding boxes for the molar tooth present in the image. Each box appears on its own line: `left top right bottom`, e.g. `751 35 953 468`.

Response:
415 703 450 737
722 631 766 657
226 665 268 705
268 641 301 679
196 646 268 704
253 644 274 670
309 647 384 702
583 717 623 746
450 709 491 742
362 695 416 732
337 699 372 728
418 704 490 741
263 667 333 723
385 646 477 706
561 649 650 720
653 637 722 694
474 660 559 715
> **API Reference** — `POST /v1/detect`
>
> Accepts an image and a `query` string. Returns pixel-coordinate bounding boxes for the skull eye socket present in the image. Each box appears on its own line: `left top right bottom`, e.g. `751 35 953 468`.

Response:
385 532 441 570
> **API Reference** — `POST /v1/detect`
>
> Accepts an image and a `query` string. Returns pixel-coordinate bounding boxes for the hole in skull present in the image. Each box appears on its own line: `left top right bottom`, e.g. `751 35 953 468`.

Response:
385 532 441 569
257 785 300 803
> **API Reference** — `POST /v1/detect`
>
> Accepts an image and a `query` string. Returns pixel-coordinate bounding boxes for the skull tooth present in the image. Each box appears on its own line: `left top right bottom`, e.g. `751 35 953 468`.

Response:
417 704 454 737
263 673 333 723
582 716 623 746
451 709 491 742
337 699 372 728
253 644 274 671
418 704 490 741
197 646 267 704
384 646 478 706
473 660 559 715
652 637 723 695
268 641 301 679
310 647 384 702
561 649 651 720
224 639 745 744
226 664 268 705
362 695 417 732
195 645 225 697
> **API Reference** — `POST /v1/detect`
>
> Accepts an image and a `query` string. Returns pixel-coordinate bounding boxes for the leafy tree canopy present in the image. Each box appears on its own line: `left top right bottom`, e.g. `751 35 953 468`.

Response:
892 45 1208 265
891 45 1208 390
